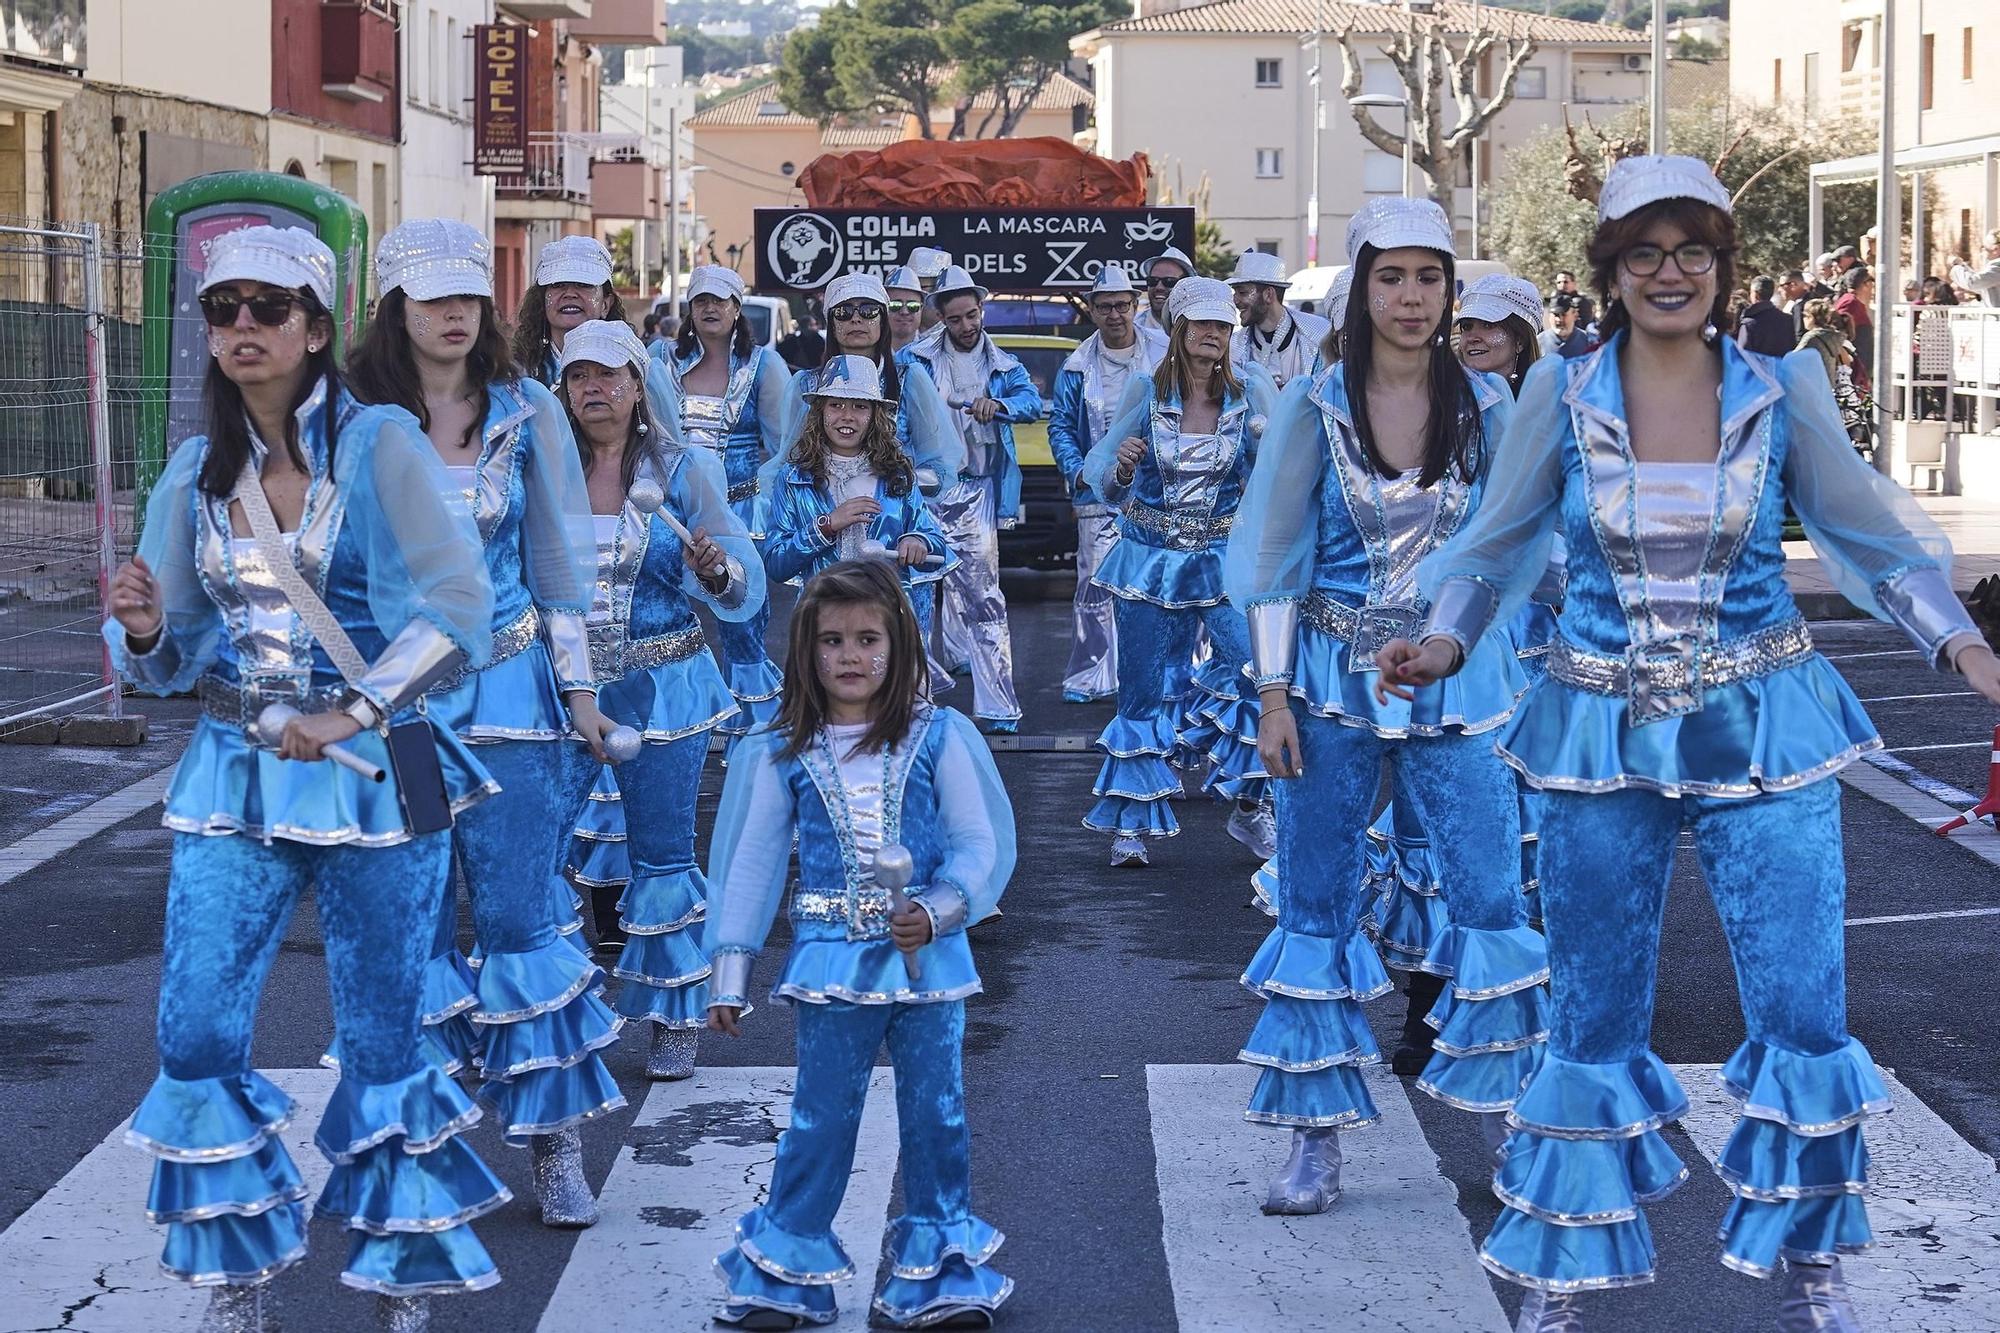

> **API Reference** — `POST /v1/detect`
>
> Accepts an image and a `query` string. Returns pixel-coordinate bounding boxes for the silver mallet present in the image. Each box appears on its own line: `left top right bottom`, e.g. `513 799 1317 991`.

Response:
858 538 947 572
626 477 695 545
254 703 386 783
874 843 922 981
603 724 643 765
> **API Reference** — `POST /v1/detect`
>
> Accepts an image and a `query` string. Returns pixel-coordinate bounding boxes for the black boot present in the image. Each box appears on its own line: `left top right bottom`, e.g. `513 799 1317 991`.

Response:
590 883 627 953
1391 969 1446 1075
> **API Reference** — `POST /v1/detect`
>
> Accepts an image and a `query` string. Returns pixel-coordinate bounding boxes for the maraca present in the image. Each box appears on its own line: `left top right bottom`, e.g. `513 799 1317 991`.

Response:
253 703 386 783
874 842 922 981
603 724 643 765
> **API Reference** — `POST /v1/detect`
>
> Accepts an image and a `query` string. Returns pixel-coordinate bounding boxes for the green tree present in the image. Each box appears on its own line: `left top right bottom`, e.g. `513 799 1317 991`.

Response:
778 0 953 136
1193 219 1236 280
944 0 1118 139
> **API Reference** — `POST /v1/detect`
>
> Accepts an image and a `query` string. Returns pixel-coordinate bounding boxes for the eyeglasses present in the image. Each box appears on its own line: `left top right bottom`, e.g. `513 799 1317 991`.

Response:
199 289 307 328
1144 275 1182 292
1621 242 1726 277
1092 299 1137 316
886 300 923 314
829 301 884 322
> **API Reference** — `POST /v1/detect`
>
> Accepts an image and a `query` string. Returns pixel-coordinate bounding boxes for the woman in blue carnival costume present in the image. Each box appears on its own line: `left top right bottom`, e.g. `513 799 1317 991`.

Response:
651 263 793 750
107 225 508 1333
764 354 956 639
1382 156 2000 1332
705 560 1014 1330
1078 276 1277 870
346 219 625 1230
554 319 765 1082
1223 197 1546 1218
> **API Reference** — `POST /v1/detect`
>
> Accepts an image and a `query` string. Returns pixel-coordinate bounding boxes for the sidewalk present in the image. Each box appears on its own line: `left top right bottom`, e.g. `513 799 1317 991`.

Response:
1787 493 2000 619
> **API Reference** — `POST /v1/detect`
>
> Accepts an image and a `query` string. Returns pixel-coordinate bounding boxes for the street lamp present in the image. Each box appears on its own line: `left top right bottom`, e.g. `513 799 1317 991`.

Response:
1351 93 1413 198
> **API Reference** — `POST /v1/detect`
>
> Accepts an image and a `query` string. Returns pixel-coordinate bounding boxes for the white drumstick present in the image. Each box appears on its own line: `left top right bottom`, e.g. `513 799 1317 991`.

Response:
254 704 387 783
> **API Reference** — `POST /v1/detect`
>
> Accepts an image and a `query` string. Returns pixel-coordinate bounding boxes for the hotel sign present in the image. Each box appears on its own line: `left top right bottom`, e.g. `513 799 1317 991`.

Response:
473 24 526 175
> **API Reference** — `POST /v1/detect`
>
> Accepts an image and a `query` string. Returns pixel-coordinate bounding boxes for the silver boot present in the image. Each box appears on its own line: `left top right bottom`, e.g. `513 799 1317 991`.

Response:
197 1285 276 1333
1261 1127 1342 1215
376 1295 430 1333
1777 1259 1864 1333
1481 1111 1512 1168
530 1128 599 1228
646 1025 699 1081
1514 1288 1586 1333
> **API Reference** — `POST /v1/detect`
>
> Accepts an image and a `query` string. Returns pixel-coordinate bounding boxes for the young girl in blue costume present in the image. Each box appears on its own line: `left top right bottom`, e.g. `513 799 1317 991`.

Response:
706 560 1015 1330
555 319 765 1081
108 226 508 1332
347 219 625 1230
1223 198 1545 1217
764 354 955 639
652 263 793 750
1080 275 1278 869
1385 156 2000 1332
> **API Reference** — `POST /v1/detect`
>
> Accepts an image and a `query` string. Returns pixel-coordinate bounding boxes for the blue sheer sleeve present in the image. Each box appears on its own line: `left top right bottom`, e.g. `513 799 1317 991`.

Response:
514 379 599 615
928 708 1016 927
1238 363 1280 470
705 727 798 959
1080 371 1157 501
106 440 219 694
896 363 964 492
644 356 684 450
669 445 765 622
1222 374 1328 610
752 348 793 463
777 368 813 461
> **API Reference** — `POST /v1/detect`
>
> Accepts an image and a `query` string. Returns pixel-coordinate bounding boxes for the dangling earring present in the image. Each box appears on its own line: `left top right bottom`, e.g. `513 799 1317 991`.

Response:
636 421 649 436
1434 331 1446 347
1701 322 1719 343
307 342 323 353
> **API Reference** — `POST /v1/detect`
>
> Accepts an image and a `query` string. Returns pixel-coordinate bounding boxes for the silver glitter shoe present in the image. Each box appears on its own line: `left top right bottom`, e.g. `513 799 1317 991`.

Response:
1514 1288 1586 1333
1261 1127 1342 1214
375 1295 429 1333
1777 1259 1864 1332
530 1128 599 1228
646 1025 699 1081
1110 835 1149 868
197 1285 276 1333
1226 802 1277 861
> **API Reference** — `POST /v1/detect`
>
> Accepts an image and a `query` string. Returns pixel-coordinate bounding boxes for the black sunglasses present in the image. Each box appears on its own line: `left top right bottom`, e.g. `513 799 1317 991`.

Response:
829 301 885 322
885 300 924 314
199 289 308 328
1144 275 1182 292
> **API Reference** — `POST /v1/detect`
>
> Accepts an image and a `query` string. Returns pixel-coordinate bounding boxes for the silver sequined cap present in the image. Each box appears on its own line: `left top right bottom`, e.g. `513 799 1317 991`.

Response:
535 235 614 289
201 225 336 307
1457 274 1545 330
558 318 649 376
686 263 746 304
825 272 889 309
376 218 493 300
1598 154 1733 223
1227 250 1291 288
1345 196 1456 265
804 354 892 403
1166 275 1236 326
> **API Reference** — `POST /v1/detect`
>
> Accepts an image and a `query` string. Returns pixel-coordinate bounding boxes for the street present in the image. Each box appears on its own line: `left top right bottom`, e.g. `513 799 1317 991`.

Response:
1 586 1997 1333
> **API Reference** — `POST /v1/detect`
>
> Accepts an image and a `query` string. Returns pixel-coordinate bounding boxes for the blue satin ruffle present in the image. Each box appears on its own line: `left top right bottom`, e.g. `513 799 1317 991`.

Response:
1084 714 1182 838
613 867 712 1029
1238 926 1392 1129
471 940 626 1142
1498 656 1880 798
771 919 982 1007
1286 623 1525 739
425 642 570 742
875 1215 1014 1327
715 1208 848 1325
162 717 497 848
1250 857 1278 917
596 656 740 743
715 659 783 740
1176 659 1267 801
1413 924 1549 1112
1092 538 1227 609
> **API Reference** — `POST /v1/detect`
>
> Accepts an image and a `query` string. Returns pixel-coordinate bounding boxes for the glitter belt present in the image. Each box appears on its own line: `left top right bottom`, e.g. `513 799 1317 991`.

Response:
727 477 759 504
427 604 540 695
587 623 707 683
198 675 346 731
1301 590 1424 670
1121 500 1233 552
1546 617 1816 698
790 884 929 939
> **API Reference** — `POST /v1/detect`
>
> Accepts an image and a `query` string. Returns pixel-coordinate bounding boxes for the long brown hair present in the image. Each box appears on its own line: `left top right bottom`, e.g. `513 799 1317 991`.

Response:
1341 242 1482 486
1151 317 1243 403
197 289 340 496
559 364 667 493
510 281 629 377
776 560 926 759
345 289 518 449
790 397 913 497
1588 197 1737 348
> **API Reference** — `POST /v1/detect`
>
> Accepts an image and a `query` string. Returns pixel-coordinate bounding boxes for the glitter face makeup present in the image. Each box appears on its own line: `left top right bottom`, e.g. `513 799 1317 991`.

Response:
868 653 888 678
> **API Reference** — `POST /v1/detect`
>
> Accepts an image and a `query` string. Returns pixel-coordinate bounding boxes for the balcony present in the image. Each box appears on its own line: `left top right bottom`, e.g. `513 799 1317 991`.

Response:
496 132 596 205
497 1 593 19
321 1 398 104
568 0 667 46
592 159 663 219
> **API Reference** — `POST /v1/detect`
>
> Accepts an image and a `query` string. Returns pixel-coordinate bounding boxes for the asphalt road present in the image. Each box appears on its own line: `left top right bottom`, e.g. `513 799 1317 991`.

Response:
0 587 1995 1333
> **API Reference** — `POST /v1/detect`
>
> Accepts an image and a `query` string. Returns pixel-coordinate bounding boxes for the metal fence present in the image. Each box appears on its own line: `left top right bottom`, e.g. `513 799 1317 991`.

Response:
0 220 153 729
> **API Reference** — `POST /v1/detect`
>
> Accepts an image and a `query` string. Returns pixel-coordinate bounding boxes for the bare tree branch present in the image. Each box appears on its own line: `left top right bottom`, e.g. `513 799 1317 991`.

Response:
1336 27 1416 161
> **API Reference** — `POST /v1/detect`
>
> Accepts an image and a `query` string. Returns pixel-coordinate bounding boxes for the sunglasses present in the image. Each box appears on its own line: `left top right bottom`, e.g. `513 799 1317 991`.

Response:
199 289 308 328
886 300 923 314
830 302 884 322
1144 276 1182 292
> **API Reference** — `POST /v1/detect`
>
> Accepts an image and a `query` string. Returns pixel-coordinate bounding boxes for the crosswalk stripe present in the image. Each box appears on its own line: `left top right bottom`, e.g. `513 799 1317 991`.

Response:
0 1067 336 1330
537 1065 900 1332
1145 1063 1510 1333
1674 1061 2000 1333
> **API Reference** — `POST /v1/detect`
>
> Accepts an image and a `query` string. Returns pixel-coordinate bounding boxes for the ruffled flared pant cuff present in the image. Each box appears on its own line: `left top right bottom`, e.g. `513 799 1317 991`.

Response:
472 940 627 1142
873 1216 1015 1328
1177 660 1268 804
1414 924 1550 1113
714 1207 852 1326
715 661 782 741
1237 927 1393 1129
1480 1053 1690 1292
1365 828 1445 971
1083 714 1181 838
612 867 713 1029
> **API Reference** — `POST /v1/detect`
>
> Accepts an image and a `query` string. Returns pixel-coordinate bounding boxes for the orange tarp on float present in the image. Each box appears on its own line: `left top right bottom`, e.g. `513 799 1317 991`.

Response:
799 136 1149 210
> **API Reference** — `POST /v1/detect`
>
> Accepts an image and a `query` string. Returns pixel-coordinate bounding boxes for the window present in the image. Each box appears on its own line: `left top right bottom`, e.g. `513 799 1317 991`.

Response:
429 11 443 108
1965 26 1976 81
1255 58 1282 88
1841 22 1863 72
1963 209 1975 262
1255 147 1283 178
1253 240 1281 257
1920 33 1935 109
446 18 459 112
1772 57 1782 100
1804 51 1819 103
1515 66 1547 99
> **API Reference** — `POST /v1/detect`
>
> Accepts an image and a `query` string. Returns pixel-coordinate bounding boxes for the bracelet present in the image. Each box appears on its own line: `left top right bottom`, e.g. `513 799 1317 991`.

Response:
339 689 384 732
1261 702 1292 715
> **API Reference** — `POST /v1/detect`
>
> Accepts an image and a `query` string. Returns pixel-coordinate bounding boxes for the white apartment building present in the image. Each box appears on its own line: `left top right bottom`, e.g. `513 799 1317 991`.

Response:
600 45 701 291
402 0 496 234
1074 0 1648 266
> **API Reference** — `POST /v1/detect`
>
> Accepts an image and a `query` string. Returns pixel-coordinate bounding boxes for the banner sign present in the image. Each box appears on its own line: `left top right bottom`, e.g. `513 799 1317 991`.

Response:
473 24 526 175
753 207 1198 294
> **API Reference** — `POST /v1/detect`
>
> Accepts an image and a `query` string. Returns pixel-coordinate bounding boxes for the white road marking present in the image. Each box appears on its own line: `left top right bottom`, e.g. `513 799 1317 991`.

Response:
1821 649 1920 661
1883 741 1991 754
1847 906 2000 926
1145 1063 1508 1333
0 1068 335 1331
1677 1062 2000 1332
538 1065 900 1332
1861 752 1981 808
1854 691 1978 704
0 763 175 889
1840 760 2000 872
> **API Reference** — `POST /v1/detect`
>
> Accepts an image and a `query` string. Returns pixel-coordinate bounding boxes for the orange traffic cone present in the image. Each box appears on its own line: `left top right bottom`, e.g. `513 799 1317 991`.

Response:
1937 724 2000 835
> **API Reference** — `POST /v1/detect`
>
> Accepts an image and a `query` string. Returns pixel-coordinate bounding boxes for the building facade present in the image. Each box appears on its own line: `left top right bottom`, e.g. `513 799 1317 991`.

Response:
269 0 402 272
403 0 496 236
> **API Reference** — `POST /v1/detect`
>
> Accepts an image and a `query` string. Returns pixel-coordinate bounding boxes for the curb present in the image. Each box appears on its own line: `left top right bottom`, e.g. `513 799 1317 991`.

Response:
0 714 149 747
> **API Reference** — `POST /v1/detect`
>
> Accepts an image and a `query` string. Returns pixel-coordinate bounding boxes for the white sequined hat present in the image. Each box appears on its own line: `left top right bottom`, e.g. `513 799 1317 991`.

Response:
557 319 649 376
907 247 954 282
1143 246 1194 278
201 225 335 308
930 265 990 308
1345 197 1456 265
376 218 492 301
1328 268 1354 327
534 235 614 288
687 264 747 304
1167 275 1237 325
805 354 892 403
1227 250 1290 288
1598 154 1733 223
1457 275 1545 330
884 265 923 294
1091 267 1139 295
825 272 889 311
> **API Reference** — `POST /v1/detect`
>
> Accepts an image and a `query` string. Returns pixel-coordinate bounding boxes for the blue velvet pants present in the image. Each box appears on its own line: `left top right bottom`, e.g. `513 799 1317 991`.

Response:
1483 777 1885 1290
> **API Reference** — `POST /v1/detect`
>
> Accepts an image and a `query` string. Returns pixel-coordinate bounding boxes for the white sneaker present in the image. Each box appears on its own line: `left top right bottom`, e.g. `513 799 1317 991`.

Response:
1227 802 1277 861
1110 835 1149 867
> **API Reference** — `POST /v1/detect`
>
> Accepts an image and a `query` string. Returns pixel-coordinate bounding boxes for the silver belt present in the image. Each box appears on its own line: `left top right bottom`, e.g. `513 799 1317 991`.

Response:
428 604 540 695
727 477 759 504
198 675 345 731
587 623 706 683
790 883 928 940
1121 501 1232 552
1546 617 1815 712
1301 591 1424 671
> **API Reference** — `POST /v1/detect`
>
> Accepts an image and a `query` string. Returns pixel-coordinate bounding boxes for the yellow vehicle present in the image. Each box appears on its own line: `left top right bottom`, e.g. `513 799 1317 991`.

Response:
992 331 1081 567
